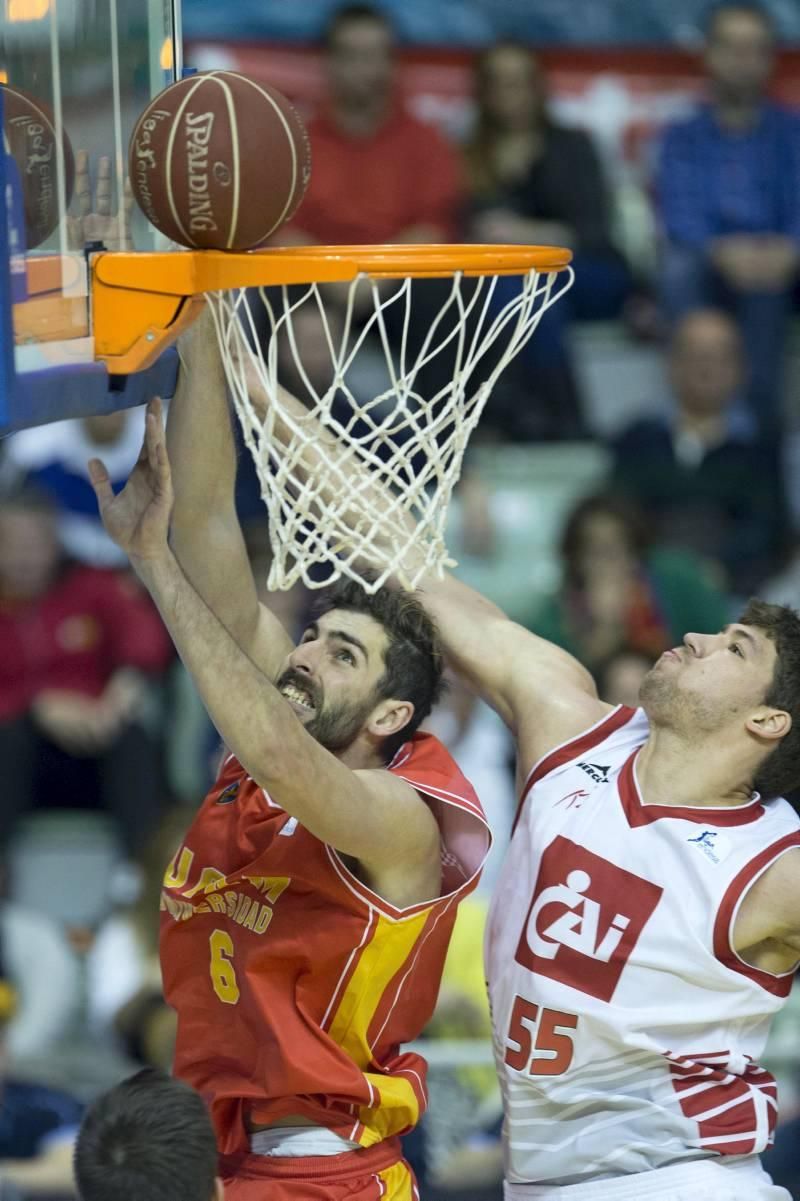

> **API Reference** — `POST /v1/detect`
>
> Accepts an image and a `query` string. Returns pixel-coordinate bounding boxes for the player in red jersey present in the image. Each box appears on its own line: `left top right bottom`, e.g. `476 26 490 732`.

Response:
87 323 490 1201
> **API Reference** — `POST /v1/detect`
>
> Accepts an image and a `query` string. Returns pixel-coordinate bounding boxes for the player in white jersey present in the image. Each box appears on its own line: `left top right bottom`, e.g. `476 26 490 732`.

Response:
423 592 800 1201
239 342 800 1199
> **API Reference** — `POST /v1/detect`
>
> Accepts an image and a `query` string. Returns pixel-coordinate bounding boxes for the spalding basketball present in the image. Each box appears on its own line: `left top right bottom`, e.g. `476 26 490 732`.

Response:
128 71 311 251
2 85 75 249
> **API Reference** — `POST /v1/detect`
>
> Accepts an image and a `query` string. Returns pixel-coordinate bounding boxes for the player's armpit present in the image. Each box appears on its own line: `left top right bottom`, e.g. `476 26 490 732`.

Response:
731 847 800 972
267 763 441 907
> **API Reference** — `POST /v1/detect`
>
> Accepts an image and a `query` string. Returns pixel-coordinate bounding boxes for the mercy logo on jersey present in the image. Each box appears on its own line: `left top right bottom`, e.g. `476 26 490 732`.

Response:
514 836 663 1002
577 762 611 784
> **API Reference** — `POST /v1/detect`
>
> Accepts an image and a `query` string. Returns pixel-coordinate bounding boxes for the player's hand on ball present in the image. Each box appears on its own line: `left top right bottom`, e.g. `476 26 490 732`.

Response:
88 399 173 564
67 150 134 251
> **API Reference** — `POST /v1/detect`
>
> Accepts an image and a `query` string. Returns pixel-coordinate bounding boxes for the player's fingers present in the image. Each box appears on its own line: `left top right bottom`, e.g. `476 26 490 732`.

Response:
75 149 92 218
149 399 173 492
87 457 114 510
145 399 166 468
95 156 113 218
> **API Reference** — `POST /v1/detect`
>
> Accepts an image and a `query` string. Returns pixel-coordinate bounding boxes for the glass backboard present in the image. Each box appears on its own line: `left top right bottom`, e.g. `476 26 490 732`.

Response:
0 0 182 433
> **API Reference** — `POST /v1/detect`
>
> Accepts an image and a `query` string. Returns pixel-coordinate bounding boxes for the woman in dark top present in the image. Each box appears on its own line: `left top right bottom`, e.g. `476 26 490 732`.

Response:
464 43 630 439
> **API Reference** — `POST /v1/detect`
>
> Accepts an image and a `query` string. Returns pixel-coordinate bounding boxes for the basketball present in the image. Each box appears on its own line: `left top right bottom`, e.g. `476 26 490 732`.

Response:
2 85 75 249
128 71 311 251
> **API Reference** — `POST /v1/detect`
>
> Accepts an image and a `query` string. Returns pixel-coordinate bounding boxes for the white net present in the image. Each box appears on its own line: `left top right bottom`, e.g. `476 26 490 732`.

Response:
206 263 574 593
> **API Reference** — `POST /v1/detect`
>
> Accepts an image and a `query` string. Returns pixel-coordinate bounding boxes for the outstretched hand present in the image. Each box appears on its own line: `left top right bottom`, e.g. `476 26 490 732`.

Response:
88 399 173 566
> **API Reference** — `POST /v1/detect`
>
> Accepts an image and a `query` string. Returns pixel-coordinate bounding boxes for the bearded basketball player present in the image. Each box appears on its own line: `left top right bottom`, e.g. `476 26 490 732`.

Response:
87 323 490 1201
253 365 800 1201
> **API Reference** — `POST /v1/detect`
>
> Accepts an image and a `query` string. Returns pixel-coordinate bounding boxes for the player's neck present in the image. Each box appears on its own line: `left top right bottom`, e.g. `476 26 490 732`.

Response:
333 736 388 772
636 726 756 810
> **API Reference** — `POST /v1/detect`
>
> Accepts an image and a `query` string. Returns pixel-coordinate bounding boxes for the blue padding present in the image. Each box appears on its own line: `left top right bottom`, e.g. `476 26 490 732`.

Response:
1 349 180 436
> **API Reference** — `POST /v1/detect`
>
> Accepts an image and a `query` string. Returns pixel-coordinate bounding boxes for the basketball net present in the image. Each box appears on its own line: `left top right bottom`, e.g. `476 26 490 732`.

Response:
206 264 573 593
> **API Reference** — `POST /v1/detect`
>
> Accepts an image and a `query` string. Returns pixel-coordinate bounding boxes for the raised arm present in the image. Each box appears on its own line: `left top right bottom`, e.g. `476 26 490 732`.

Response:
245 368 610 778
89 404 440 906
167 310 292 680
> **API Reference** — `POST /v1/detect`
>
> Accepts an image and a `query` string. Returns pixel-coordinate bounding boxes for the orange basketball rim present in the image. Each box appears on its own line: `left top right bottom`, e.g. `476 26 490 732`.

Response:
89 244 572 374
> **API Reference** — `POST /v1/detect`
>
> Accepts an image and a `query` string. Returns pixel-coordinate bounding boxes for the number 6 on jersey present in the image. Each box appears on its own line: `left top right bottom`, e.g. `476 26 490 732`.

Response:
210 929 240 1005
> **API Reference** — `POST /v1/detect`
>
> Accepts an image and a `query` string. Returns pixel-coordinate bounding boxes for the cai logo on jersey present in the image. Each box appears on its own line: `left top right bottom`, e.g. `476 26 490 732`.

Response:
515 835 663 1002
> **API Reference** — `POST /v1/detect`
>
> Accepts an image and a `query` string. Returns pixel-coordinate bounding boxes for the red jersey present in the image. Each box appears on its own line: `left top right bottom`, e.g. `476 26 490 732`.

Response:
0 565 173 720
160 732 489 1156
283 104 463 245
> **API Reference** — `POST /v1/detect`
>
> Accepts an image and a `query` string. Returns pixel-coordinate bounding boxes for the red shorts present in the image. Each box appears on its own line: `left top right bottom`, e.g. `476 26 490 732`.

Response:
220 1139 418 1200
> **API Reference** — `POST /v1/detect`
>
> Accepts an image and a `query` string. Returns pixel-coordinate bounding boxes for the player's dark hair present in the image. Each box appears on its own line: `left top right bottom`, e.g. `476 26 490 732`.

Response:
315 577 444 760
705 1 776 40
740 599 800 799
323 3 395 48
73 1069 218 1201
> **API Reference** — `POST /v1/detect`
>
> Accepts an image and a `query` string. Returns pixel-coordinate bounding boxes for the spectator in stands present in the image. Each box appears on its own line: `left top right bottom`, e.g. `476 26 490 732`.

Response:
85 810 190 1068
529 491 730 674
280 3 462 248
275 3 464 402
656 1 800 431
0 946 82 1197
610 308 789 596
595 646 659 709
2 410 146 568
0 900 79 1063
74 1068 222 1201
463 41 630 439
0 482 173 856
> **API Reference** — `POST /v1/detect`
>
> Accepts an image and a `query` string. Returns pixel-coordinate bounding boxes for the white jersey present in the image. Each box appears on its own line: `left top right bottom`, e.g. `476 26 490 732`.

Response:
487 706 800 1187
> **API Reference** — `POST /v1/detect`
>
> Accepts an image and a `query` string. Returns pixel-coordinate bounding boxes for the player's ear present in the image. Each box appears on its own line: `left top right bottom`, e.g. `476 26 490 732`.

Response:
368 697 414 739
746 707 791 743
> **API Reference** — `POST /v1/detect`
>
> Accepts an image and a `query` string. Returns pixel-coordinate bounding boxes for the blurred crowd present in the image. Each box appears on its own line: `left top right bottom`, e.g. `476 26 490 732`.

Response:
4 2 800 1198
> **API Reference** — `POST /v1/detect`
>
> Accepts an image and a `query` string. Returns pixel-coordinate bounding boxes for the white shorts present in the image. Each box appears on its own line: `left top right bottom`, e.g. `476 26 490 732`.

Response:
503 1157 791 1201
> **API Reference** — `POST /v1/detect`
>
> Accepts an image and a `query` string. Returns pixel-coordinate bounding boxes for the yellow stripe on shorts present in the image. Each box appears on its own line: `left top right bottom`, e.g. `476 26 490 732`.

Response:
377 1160 415 1200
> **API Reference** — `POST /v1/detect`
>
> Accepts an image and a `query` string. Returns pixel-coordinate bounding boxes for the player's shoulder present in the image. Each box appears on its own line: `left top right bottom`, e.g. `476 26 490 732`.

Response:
522 704 647 793
387 731 477 802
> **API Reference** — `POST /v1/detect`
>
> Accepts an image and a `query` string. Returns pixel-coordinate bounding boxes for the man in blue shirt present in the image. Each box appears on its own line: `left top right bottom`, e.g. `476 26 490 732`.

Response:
657 1 800 432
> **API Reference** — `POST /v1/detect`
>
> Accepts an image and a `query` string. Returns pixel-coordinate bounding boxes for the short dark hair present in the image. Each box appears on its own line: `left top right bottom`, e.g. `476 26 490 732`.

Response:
740 599 800 799
74 1069 217 1201
314 577 444 760
705 1 776 40
323 3 395 48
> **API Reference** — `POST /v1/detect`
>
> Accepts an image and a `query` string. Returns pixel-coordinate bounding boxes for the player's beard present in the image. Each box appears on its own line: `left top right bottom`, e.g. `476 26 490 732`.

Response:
639 665 721 736
306 693 378 753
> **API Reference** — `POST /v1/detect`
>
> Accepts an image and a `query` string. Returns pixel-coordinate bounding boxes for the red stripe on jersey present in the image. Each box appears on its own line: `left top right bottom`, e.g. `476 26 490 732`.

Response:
618 752 766 828
667 1053 777 1156
713 831 800 997
513 705 635 833
320 908 379 1033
